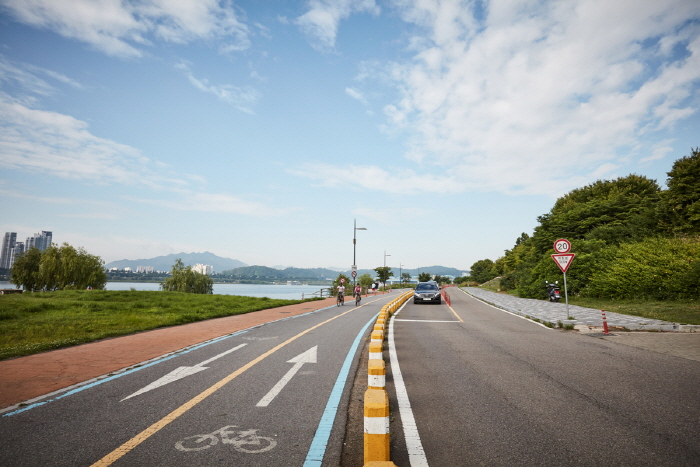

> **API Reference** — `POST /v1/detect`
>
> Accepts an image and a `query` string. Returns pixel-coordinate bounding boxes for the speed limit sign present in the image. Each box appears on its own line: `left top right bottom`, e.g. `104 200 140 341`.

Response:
553 238 571 254
340 278 346 284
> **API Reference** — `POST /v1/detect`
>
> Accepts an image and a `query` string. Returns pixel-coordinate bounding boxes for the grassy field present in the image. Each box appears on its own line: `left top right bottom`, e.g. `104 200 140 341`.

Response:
0 290 322 361
471 285 700 325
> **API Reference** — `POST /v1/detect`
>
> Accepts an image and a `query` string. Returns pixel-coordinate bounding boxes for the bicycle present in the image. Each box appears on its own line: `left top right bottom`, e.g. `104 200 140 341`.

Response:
355 292 361 306
336 292 344 307
175 425 276 453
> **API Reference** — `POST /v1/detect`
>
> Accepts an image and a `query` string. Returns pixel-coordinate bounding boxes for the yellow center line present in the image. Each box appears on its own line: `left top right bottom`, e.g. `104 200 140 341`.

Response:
91 297 386 466
448 305 464 322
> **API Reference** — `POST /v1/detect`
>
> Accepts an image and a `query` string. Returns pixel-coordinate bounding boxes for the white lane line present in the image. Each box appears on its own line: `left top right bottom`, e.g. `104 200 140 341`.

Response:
394 319 460 323
256 346 317 407
121 344 247 401
390 303 429 466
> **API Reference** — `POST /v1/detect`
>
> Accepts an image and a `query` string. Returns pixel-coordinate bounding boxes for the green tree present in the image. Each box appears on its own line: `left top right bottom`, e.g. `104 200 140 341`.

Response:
470 259 497 283
10 243 106 292
9 247 42 291
401 272 412 284
358 273 373 290
161 259 213 294
660 148 700 235
374 266 394 289
417 272 431 282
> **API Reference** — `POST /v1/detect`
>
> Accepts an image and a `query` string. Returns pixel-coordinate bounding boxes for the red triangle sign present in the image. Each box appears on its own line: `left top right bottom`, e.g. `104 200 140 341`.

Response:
551 253 575 273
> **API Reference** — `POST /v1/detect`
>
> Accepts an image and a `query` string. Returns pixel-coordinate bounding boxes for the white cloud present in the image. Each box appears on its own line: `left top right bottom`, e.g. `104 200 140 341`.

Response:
0 93 280 216
1 0 250 58
125 191 286 217
345 0 700 196
175 61 259 113
295 0 380 51
345 87 368 105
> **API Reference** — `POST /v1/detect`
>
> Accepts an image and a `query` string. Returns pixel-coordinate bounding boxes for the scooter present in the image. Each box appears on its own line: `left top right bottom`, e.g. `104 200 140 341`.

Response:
545 281 561 302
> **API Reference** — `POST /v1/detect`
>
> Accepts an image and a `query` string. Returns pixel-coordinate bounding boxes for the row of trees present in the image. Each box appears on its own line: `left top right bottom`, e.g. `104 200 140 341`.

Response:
469 148 700 300
11 243 107 292
10 246 214 295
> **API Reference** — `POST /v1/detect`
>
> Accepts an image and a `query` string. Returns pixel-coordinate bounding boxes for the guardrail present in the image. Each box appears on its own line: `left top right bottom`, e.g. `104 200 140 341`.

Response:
301 288 331 299
363 290 413 467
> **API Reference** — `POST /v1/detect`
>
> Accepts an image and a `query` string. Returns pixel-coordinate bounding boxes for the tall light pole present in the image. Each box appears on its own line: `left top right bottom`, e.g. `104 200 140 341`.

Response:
399 263 403 287
353 219 367 288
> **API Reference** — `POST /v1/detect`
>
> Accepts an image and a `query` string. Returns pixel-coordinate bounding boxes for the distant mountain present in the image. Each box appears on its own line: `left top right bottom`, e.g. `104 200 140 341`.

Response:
105 252 247 273
220 266 338 281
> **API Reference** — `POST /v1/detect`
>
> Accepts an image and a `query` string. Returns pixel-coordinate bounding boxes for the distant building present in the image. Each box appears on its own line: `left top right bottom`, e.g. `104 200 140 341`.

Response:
192 264 214 275
1 232 17 269
25 231 52 251
9 242 24 269
135 266 154 273
124 267 132 272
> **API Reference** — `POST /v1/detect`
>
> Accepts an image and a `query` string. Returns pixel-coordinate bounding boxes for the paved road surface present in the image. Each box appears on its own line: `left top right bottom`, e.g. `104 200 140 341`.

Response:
387 288 700 466
0 293 397 467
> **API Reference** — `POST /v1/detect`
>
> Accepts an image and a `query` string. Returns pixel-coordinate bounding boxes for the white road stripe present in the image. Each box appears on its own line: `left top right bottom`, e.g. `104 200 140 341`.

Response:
389 303 429 466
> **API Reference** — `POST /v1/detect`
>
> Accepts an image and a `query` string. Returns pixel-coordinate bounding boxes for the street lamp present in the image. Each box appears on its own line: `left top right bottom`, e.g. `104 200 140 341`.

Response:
353 219 367 287
383 251 391 290
399 263 403 287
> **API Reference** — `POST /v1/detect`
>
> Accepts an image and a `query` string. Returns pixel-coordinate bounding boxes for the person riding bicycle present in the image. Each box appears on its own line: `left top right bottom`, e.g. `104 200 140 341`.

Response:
337 283 345 301
354 284 361 297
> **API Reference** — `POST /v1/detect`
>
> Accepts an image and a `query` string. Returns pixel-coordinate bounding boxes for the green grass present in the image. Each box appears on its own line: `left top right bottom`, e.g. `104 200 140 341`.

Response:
471 285 700 325
0 290 322 360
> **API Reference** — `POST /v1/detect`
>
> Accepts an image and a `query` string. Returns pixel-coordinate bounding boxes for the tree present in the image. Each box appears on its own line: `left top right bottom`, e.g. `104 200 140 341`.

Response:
10 247 42 291
358 273 373 290
401 272 412 284
417 272 432 282
374 266 394 289
660 147 700 235
10 243 106 291
161 259 213 294
470 259 497 283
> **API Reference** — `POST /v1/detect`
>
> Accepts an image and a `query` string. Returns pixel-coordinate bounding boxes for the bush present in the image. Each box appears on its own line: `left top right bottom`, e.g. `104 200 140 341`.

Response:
583 236 700 299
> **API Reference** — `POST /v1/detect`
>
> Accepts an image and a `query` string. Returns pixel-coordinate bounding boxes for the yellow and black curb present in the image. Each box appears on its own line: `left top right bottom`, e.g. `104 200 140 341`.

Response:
363 291 413 466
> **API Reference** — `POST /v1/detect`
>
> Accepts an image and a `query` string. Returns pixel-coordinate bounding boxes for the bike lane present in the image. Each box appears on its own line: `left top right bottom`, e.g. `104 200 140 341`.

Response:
0 294 397 467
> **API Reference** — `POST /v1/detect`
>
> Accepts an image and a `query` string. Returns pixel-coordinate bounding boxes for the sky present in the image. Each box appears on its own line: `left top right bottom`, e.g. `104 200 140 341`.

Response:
1 0 699 272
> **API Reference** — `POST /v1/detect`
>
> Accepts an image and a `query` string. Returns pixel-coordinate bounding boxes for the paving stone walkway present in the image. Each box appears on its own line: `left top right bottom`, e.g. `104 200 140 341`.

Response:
461 287 698 331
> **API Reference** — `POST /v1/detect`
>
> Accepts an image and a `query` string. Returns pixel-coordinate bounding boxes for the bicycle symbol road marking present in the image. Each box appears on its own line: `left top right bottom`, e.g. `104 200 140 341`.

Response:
175 425 277 454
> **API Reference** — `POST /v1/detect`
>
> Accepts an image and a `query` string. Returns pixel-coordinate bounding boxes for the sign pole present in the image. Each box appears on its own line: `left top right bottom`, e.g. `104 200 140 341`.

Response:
563 271 569 321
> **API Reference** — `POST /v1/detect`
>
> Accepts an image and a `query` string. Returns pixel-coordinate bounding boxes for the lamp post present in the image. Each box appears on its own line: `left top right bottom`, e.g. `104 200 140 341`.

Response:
353 219 367 288
399 263 403 287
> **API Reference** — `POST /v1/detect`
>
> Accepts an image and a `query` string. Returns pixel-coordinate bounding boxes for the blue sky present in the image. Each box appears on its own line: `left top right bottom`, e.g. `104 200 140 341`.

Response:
1 0 699 272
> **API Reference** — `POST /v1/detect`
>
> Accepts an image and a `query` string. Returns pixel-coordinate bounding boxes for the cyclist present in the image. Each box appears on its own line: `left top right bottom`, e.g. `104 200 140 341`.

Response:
337 283 345 303
354 284 362 304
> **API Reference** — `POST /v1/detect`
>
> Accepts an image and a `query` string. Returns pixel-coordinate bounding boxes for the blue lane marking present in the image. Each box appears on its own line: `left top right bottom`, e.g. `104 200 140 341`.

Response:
303 312 377 466
3 304 339 417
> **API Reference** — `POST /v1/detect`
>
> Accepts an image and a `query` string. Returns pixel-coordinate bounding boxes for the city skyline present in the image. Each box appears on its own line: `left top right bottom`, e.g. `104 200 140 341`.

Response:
1 1 699 270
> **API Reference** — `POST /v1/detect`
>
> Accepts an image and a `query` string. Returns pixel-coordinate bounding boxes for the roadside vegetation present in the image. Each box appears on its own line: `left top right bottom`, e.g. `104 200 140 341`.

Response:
465 148 700 305
0 290 321 361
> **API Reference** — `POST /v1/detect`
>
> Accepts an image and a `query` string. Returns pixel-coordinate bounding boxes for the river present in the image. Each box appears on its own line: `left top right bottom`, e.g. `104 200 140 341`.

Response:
0 282 329 300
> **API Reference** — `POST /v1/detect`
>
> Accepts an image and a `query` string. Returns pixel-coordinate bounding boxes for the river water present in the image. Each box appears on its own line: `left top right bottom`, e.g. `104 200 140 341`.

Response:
0 281 329 300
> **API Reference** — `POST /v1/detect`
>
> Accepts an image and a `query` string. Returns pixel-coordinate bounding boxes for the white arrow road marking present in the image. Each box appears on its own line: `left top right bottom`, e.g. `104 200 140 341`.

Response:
121 344 247 401
256 346 318 407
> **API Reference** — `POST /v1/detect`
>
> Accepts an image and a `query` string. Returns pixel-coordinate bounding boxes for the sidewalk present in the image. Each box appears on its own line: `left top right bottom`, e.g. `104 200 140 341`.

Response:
463 287 700 331
0 296 342 410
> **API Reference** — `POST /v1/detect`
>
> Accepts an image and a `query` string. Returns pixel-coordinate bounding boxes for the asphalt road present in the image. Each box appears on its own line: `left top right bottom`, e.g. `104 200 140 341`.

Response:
387 288 700 466
0 293 397 467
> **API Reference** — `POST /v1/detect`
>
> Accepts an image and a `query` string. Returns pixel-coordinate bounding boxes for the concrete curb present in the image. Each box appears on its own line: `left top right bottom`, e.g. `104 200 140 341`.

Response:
363 290 413 466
